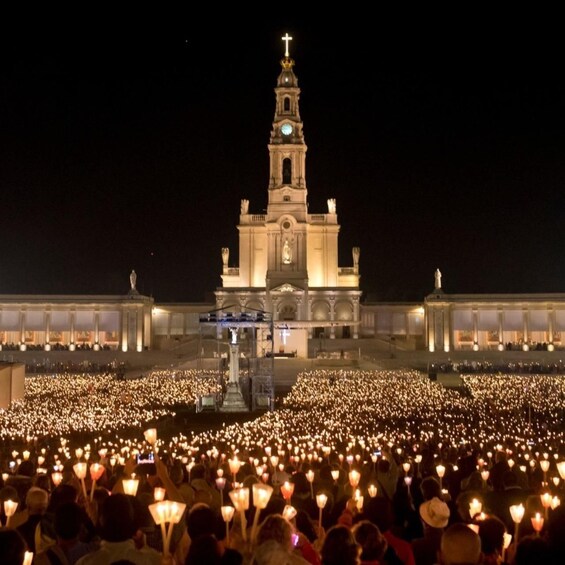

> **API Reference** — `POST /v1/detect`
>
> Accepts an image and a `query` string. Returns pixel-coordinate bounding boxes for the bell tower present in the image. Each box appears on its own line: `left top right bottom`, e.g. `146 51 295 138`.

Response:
264 34 309 292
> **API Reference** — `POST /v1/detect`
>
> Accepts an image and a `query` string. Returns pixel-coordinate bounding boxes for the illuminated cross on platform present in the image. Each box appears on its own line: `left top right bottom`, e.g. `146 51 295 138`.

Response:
280 327 291 345
282 33 293 57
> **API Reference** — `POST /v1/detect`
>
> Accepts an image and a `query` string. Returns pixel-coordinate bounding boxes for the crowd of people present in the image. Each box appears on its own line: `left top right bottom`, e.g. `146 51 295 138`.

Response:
0 368 564 563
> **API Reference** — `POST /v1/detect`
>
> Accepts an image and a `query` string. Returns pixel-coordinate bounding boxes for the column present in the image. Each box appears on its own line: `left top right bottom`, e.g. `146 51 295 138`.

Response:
329 296 336 339
523 309 529 350
548 308 555 345
443 307 450 352
352 296 360 339
308 297 313 339
19 309 26 351
94 311 100 350
121 307 128 352
498 309 504 350
428 307 435 352
472 309 478 349
136 307 143 352
45 311 51 351
69 310 76 350
144 307 152 350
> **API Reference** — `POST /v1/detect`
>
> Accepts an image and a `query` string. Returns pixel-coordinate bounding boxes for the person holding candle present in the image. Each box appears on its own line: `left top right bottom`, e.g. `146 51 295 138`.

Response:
438 523 482 565
75 493 161 564
477 515 507 565
252 514 309 564
351 520 388 565
319 524 361 565
184 503 243 564
411 497 450 565
16 486 56 554
34 501 98 565
0 527 29 565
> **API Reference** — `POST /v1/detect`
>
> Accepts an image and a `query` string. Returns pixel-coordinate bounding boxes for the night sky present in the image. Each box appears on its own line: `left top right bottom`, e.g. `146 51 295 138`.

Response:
2 19 565 303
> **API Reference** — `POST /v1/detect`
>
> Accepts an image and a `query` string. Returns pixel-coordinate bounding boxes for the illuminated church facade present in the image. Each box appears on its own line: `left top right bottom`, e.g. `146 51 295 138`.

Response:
214 39 361 356
2 37 565 357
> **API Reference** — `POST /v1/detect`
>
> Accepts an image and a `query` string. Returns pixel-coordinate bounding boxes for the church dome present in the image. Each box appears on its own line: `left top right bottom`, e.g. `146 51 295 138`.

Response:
277 57 298 87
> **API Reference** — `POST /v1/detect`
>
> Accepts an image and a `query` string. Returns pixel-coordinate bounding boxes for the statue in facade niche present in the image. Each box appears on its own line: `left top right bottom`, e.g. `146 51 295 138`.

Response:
282 239 292 264
240 199 249 215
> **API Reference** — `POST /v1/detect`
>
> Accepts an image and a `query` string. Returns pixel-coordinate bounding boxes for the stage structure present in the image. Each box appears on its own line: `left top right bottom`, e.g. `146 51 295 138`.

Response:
198 308 274 412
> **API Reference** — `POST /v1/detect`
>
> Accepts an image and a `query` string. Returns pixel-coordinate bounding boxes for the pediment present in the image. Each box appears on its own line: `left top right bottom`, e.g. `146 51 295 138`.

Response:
271 283 303 293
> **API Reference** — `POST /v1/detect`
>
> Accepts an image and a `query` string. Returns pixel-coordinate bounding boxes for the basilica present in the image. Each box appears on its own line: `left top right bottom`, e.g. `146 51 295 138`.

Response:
1 37 565 357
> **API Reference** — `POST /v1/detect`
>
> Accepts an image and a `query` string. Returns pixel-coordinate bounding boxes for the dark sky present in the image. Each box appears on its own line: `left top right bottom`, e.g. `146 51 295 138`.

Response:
1 19 565 302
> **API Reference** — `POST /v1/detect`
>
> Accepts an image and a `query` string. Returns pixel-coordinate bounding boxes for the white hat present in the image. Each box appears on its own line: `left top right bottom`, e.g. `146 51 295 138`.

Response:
420 497 450 528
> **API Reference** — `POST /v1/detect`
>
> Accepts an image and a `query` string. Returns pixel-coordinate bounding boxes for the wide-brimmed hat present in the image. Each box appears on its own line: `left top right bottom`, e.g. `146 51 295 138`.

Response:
420 497 450 528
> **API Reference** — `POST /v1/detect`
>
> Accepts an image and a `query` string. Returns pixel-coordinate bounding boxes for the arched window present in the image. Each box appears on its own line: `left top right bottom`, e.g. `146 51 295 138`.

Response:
282 158 292 184
284 97 290 112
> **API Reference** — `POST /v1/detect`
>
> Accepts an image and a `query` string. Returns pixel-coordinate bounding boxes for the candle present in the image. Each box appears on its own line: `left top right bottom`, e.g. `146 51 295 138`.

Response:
281 481 295 502
531 512 544 535
316 493 328 532
154 487 166 502
469 498 482 519
221 505 235 544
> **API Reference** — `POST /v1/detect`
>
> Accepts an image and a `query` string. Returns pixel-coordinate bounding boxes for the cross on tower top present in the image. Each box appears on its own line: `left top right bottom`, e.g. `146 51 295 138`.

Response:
282 33 293 57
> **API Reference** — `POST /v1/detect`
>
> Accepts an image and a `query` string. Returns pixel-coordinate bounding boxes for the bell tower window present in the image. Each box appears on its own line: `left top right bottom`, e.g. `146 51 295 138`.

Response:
283 96 291 112
282 158 292 184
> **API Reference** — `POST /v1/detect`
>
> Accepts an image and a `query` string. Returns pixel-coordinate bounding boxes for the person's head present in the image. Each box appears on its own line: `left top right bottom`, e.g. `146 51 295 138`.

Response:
514 534 552 565
320 524 361 565
478 515 506 556
185 533 222 564
186 503 218 540
190 463 207 481
351 520 387 562
502 470 518 489
0 527 27 565
169 461 184 486
48 483 78 512
25 486 49 515
455 491 481 522
255 514 293 550
99 493 137 542
54 502 83 541
17 460 35 478
0 486 19 506
420 476 442 501
420 497 450 530
364 496 394 532
439 523 482 565
377 459 390 474
291 472 310 496
295 509 318 542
